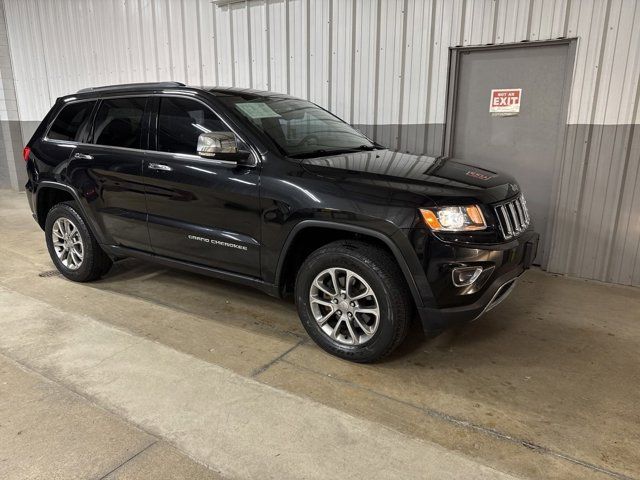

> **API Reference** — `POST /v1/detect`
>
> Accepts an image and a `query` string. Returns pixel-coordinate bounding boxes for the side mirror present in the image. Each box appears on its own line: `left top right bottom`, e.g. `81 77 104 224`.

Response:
197 132 251 163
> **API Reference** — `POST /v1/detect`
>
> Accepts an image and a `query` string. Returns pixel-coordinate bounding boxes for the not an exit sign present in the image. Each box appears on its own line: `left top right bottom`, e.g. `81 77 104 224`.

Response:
489 88 522 116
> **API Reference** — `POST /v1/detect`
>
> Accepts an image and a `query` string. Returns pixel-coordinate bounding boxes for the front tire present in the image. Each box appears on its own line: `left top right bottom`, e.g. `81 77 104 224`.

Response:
45 202 112 282
295 240 412 363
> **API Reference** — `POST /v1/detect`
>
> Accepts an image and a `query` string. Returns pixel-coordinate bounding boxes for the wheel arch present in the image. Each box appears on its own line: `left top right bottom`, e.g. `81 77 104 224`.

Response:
275 220 425 309
35 181 107 243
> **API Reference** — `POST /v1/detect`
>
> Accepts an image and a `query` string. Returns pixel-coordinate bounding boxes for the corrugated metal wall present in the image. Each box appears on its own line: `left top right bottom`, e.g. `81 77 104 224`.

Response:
2 0 640 286
0 0 23 190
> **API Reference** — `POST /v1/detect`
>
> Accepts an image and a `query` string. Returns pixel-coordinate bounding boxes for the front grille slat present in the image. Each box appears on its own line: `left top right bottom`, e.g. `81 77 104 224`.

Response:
508 203 520 233
494 194 530 240
521 196 530 223
515 198 526 226
498 206 513 236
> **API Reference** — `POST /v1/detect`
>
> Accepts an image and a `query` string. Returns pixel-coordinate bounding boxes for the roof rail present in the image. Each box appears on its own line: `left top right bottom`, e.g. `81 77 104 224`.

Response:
77 82 186 94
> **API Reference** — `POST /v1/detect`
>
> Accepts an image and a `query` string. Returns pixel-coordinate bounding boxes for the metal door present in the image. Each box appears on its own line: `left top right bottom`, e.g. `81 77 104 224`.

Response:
448 41 574 264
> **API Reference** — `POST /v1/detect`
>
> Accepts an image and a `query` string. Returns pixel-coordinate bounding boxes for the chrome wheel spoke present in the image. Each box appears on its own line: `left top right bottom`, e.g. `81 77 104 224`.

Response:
344 318 358 344
345 270 355 297
311 297 334 308
355 308 378 316
354 316 375 335
328 268 339 295
350 286 372 301
313 278 334 296
72 246 83 260
317 309 336 326
331 318 344 339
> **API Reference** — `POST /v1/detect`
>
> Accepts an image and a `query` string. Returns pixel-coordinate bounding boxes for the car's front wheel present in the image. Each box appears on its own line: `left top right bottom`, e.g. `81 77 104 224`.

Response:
45 202 112 282
295 240 412 362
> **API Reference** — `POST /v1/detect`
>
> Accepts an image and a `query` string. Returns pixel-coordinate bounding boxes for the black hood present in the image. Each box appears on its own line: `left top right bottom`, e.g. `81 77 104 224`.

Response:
300 149 521 205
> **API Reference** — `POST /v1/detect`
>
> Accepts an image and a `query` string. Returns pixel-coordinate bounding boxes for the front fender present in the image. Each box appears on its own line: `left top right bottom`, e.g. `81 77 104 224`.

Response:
274 220 434 310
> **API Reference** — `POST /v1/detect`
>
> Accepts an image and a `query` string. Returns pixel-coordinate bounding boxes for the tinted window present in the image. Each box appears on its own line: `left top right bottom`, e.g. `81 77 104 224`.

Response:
47 101 96 142
157 97 229 155
93 98 147 148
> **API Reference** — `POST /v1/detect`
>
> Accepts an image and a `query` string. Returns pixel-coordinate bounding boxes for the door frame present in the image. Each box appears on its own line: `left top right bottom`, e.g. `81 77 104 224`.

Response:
442 38 577 268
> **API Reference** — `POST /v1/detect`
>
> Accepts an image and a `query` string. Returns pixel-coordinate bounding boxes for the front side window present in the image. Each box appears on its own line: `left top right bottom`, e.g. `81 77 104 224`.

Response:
47 101 96 142
92 98 147 149
157 97 230 155
216 94 376 158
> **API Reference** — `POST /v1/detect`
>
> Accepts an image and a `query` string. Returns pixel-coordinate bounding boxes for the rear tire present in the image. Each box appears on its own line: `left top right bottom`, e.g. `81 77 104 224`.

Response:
45 202 112 282
295 240 412 363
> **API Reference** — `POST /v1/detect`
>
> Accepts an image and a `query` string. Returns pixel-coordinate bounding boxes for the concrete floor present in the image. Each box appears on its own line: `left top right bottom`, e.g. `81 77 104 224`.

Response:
0 189 638 479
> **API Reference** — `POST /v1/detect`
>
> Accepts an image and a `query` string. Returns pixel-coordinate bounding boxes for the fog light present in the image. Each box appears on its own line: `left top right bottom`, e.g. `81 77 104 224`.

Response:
452 266 483 287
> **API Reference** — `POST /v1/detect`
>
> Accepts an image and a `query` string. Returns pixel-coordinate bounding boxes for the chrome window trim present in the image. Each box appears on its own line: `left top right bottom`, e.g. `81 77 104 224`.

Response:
151 92 260 168
43 98 98 144
40 140 246 167
43 91 261 168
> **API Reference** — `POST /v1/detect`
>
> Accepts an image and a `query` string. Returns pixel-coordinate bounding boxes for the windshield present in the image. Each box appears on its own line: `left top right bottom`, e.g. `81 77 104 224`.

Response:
217 95 377 158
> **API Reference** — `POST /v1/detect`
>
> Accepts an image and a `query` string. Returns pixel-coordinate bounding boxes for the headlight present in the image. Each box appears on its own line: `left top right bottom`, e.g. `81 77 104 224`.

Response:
420 205 487 232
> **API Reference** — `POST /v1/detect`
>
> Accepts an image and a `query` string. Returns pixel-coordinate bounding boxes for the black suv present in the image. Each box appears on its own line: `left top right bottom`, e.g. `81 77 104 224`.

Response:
23 82 538 362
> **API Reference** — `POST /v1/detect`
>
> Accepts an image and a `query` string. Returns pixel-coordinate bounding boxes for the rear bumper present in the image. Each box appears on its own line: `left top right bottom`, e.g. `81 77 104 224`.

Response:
416 231 539 332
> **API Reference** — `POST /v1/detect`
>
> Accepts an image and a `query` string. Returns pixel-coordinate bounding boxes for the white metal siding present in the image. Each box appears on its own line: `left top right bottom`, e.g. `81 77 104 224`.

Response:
3 0 640 285
5 0 638 126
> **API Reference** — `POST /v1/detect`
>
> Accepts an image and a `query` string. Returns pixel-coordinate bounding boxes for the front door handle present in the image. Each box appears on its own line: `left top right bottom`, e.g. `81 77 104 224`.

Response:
148 163 172 171
73 153 93 160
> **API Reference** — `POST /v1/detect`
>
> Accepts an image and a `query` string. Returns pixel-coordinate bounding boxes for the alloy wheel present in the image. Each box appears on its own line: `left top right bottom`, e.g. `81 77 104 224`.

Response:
309 267 380 345
51 217 84 270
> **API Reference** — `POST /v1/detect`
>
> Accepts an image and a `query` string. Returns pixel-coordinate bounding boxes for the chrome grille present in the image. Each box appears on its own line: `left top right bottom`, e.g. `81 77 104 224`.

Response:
494 195 530 239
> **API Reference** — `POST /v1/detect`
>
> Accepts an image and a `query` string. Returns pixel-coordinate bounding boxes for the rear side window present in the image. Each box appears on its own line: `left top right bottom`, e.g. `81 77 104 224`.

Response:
47 101 96 142
157 97 229 155
92 98 147 149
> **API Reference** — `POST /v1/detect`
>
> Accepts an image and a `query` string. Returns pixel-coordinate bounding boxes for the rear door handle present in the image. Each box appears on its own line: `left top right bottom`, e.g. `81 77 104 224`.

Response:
73 153 93 160
148 163 172 171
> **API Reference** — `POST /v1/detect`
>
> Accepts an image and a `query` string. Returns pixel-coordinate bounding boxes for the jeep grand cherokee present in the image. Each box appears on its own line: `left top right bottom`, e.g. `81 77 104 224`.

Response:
23 82 539 362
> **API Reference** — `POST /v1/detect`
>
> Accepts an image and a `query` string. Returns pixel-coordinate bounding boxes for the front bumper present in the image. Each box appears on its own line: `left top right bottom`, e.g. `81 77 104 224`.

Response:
415 230 539 332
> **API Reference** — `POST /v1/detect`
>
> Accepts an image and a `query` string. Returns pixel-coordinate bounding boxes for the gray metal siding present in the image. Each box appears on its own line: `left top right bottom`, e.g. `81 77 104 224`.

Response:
550 123 640 286
1 0 639 286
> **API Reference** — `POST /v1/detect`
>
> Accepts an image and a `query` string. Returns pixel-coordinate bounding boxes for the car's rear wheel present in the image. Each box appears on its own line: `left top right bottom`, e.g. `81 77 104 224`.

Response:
295 240 412 362
45 202 112 282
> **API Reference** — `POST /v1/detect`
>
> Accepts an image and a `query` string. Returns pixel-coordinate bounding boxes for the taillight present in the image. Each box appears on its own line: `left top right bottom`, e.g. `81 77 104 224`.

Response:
23 146 31 162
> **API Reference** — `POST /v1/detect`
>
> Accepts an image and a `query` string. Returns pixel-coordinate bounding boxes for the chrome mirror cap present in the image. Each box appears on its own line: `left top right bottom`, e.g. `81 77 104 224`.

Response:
197 132 238 158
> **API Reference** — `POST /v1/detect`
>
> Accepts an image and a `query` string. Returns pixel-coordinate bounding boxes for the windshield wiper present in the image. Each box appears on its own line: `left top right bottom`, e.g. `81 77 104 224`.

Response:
353 144 377 151
289 145 378 159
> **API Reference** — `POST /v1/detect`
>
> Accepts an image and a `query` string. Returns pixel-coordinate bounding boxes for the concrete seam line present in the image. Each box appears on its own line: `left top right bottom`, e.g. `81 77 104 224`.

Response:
0 350 224 480
0 351 158 470
250 338 306 378
279 359 635 480
96 440 159 480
